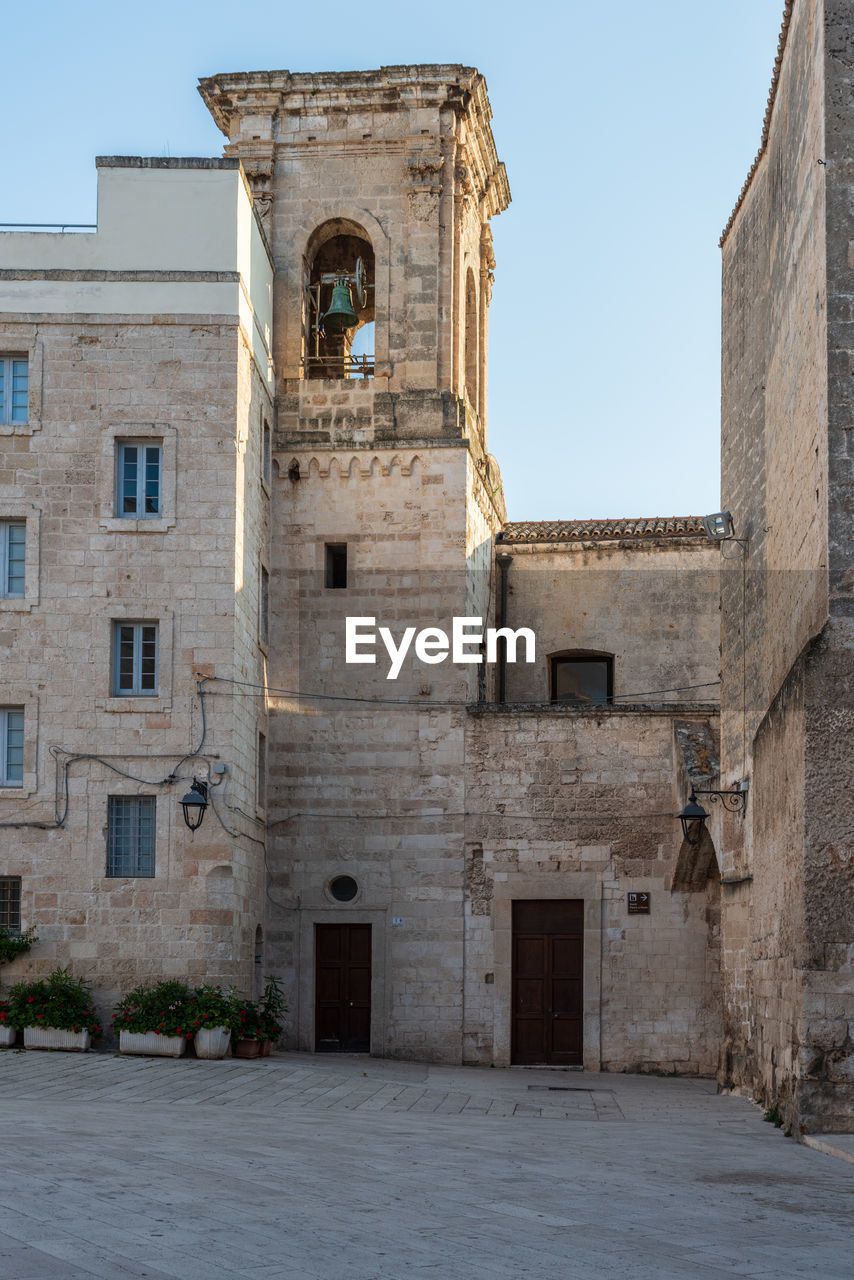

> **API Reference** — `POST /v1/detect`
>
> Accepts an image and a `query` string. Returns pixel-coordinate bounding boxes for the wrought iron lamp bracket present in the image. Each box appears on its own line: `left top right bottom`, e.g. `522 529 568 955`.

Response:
692 783 749 815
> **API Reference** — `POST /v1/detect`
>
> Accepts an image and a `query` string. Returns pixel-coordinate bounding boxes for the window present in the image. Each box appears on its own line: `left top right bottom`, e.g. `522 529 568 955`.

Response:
260 566 269 646
0 357 28 425
329 875 358 902
117 442 162 517
262 419 271 486
0 877 21 931
107 796 155 877
0 708 24 786
550 654 613 706
0 521 25 597
325 543 347 589
113 622 158 696
257 731 267 810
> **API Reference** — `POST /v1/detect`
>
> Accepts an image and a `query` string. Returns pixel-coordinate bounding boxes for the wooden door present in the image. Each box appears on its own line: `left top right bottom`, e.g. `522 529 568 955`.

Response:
512 900 583 1065
315 923 371 1052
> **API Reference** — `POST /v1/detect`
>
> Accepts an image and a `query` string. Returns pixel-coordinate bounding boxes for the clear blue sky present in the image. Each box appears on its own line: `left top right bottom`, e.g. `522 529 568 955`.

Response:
2 0 785 521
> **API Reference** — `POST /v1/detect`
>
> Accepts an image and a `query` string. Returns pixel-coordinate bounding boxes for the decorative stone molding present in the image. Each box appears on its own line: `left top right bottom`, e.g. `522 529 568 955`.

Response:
406 154 444 222
303 452 422 479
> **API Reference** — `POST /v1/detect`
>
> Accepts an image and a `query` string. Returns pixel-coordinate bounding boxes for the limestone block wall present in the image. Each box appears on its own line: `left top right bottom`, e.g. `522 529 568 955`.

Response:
205 333 273 997
266 444 486 1060
463 709 722 1073
0 312 270 1026
498 540 721 705
720 0 854 1130
721 0 827 778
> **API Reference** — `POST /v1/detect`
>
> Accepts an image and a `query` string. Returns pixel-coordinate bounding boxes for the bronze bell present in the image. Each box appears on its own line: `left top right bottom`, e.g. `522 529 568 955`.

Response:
322 278 358 333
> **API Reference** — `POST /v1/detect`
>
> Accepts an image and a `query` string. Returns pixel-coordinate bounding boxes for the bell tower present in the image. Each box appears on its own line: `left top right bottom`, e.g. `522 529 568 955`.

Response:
198 67 510 1062
199 65 510 448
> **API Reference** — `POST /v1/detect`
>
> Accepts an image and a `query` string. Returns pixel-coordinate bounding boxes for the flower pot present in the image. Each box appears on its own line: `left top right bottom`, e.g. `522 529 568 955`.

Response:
233 1037 262 1059
119 1030 186 1058
24 1026 90 1052
260 1039 273 1057
0 1024 17 1047
194 1025 231 1059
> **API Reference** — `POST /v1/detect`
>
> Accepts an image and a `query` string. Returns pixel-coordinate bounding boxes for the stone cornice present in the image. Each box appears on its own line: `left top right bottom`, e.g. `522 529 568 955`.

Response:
198 64 510 218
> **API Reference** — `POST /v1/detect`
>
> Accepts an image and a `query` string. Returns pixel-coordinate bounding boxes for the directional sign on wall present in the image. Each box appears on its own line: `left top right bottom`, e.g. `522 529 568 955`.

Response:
627 892 651 914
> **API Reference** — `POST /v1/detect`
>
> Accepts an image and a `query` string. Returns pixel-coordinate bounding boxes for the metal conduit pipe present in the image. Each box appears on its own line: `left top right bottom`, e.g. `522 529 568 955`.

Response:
495 552 513 704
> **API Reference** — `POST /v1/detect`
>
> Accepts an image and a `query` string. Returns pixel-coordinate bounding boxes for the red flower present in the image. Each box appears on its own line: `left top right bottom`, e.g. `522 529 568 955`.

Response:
36 1014 43 1020
27 997 34 1003
185 1032 193 1039
176 1027 182 1034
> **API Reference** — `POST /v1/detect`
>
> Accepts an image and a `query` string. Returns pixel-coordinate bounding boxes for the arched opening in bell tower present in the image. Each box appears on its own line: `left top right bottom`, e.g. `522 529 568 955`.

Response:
303 220 375 380
464 267 479 413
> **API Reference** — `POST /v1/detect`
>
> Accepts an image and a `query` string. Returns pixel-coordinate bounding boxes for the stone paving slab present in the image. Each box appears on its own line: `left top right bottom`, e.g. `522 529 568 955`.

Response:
1 1049 852 1279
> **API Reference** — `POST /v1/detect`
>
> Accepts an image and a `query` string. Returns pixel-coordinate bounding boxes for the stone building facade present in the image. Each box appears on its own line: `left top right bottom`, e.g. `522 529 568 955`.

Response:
718 0 854 1133
0 65 725 1078
0 160 274 1006
2 38 849 1131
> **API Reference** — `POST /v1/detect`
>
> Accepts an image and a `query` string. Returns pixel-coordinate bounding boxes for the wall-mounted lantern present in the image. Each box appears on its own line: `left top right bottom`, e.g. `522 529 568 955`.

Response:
180 779 209 831
678 782 749 845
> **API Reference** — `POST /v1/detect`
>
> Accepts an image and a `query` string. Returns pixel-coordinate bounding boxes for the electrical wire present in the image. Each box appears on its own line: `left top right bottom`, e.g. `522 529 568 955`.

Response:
267 809 683 826
202 673 721 708
0 679 211 831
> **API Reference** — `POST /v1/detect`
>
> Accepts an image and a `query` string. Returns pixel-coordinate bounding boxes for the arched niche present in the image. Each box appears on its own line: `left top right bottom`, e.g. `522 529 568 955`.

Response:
282 206 390 383
305 219 374 379
464 266 479 412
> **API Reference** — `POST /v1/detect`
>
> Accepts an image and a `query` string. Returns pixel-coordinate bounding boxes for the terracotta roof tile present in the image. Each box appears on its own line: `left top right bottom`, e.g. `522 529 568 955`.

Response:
497 516 708 544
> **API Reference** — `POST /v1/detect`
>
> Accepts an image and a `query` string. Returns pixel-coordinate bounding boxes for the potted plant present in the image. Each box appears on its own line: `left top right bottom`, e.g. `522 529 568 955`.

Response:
0 925 37 969
232 976 287 1059
7 967 101 1051
187 985 235 1060
258 975 287 1056
1 927 38 1046
232 996 264 1058
113 980 194 1057
0 1000 15 1048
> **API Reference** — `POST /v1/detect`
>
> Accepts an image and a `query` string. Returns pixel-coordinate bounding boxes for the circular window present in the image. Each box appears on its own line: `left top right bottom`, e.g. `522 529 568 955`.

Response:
329 875 359 902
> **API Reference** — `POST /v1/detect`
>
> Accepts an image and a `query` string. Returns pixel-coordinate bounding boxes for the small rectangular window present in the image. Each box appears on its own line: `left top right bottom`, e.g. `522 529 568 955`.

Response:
262 419 271 486
117 442 162 517
107 796 155 877
550 656 613 706
325 543 347 589
260 566 270 645
0 876 21 931
0 521 25 597
113 622 158 696
0 707 24 786
257 731 267 810
0 356 28 425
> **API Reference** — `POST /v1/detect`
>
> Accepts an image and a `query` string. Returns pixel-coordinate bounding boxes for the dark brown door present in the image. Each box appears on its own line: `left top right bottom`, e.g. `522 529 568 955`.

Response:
512 900 583 1065
315 923 371 1052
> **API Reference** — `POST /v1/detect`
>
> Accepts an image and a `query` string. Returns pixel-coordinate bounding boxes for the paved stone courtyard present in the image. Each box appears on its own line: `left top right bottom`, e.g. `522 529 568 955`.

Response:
0 1049 852 1279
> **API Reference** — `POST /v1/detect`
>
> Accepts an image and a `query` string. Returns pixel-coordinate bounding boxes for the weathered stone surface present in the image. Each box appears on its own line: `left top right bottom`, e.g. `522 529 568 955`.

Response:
720 0 854 1131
